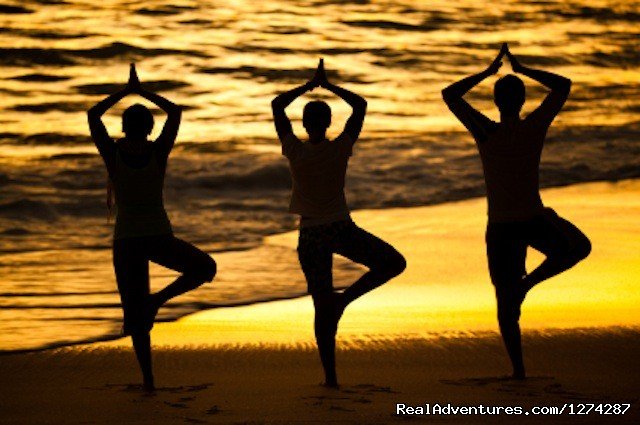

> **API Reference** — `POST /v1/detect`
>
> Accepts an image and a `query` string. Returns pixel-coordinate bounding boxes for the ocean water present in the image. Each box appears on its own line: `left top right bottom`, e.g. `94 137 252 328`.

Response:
0 0 639 352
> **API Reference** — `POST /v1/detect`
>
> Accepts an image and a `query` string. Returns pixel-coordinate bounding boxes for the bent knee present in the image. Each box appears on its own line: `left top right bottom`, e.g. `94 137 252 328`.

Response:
549 234 591 264
201 257 217 282
188 256 217 283
392 253 407 276
378 251 406 278
573 236 591 261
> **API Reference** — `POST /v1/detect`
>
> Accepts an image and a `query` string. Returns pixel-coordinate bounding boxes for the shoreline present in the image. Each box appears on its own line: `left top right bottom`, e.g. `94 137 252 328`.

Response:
3 178 640 354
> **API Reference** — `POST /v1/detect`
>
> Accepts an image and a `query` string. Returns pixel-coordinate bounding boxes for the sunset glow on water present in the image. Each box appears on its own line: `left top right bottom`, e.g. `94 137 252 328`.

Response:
0 1 638 351
1 0 638 149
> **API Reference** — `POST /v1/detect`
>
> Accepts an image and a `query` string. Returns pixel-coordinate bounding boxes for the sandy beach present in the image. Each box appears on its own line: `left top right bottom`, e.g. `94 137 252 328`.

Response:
1 180 639 423
2 329 639 424
1 1 638 422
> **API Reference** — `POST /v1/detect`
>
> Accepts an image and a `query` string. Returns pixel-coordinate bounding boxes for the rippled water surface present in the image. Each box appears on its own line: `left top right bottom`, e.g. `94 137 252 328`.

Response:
0 0 638 351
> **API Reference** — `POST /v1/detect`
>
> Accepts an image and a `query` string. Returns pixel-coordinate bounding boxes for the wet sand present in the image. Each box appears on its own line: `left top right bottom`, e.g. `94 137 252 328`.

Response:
1 180 639 423
2 329 639 423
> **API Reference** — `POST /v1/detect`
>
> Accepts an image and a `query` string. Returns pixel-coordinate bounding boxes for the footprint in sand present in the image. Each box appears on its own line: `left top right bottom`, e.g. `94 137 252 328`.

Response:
85 382 226 421
163 401 188 408
88 382 214 394
439 376 597 400
302 394 352 407
164 383 214 394
182 418 207 424
302 383 398 411
440 376 552 389
352 383 399 394
205 405 221 415
88 382 218 413
328 405 356 412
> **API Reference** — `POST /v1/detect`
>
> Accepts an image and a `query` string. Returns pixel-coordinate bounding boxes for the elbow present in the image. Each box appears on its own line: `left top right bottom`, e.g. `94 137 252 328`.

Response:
555 79 571 98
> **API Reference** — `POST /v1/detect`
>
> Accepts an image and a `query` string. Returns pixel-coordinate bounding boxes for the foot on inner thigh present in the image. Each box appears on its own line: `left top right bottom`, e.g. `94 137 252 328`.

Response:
144 294 160 332
521 272 532 295
331 292 346 335
501 285 525 321
518 275 529 304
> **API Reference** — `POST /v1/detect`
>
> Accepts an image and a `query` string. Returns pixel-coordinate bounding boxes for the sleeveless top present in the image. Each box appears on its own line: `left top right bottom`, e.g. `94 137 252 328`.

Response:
112 146 172 240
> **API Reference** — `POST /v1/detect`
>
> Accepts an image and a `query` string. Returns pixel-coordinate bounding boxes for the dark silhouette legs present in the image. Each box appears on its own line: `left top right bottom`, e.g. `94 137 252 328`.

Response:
495 289 526 379
312 292 340 387
114 235 216 391
311 251 405 388
131 333 154 390
487 228 527 379
300 221 406 387
487 208 590 379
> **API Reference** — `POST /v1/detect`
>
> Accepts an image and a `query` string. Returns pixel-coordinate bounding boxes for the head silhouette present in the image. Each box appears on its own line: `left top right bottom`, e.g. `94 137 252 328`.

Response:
303 100 331 137
122 103 154 139
494 74 525 117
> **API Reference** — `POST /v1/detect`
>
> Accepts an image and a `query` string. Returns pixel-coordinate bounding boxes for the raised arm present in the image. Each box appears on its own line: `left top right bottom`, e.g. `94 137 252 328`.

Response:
507 47 571 125
271 79 315 141
87 79 132 175
127 65 183 158
442 44 506 143
317 59 367 142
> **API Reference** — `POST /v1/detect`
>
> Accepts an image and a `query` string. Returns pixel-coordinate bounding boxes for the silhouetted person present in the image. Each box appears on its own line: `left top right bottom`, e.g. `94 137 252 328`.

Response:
272 59 406 388
88 64 216 391
442 44 591 379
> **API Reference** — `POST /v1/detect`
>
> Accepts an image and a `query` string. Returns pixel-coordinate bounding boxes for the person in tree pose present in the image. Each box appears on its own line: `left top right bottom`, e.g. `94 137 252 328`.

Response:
442 43 591 379
88 64 216 391
271 59 406 387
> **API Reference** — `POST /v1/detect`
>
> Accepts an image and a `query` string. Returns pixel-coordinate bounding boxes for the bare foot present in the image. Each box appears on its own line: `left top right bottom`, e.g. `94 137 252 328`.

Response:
511 370 526 380
321 380 340 389
143 378 156 393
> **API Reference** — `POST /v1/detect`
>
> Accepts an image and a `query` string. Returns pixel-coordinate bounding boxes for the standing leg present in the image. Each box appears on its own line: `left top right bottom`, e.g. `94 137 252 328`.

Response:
297 226 339 387
131 333 153 391
113 238 155 391
523 208 591 293
486 223 528 379
146 235 217 325
312 293 339 387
